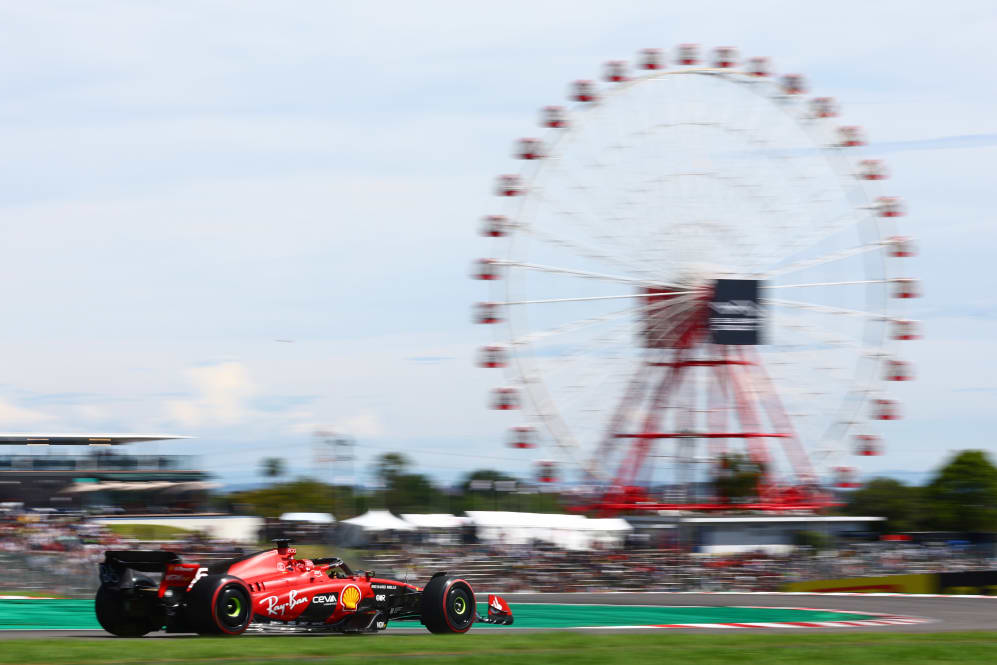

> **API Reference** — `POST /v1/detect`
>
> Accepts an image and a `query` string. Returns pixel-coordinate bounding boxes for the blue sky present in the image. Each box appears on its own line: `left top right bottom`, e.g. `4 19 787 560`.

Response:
1 1 995 488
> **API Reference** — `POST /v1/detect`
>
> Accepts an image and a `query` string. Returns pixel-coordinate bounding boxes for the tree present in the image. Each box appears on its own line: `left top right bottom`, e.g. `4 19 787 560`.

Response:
842 477 924 533
384 473 441 514
370 453 444 513
455 469 562 513
924 450 997 532
226 478 355 519
793 530 831 551
713 453 764 503
259 457 286 479
374 453 410 485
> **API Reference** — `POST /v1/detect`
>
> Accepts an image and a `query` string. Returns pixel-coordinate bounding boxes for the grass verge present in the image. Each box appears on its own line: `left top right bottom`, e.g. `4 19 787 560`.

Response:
0 630 995 665
0 592 65 599
103 525 196 541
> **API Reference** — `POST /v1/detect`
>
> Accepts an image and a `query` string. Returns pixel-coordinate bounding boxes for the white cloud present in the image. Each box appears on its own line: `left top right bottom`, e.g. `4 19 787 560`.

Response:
72 404 108 422
333 410 385 439
0 399 48 426
290 410 386 439
167 361 257 428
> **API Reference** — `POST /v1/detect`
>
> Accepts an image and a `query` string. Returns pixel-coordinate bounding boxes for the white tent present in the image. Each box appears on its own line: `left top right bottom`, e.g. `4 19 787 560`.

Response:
582 518 632 532
400 514 469 529
280 512 336 524
464 511 632 550
341 510 415 531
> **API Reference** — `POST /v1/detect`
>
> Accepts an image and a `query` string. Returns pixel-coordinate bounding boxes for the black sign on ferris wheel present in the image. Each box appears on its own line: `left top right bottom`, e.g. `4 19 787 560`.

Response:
709 279 764 345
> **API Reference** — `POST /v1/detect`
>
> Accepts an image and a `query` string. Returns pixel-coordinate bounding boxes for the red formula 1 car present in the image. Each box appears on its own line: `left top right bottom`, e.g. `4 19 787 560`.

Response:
95 539 513 636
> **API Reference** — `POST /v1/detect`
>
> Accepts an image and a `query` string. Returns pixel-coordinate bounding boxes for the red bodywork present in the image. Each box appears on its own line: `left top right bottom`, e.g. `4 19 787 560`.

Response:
160 545 418 626
100 543 513 636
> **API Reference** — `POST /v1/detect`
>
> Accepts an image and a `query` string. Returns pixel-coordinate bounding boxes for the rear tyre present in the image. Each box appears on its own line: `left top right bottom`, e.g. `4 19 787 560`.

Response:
94 581 159 637
421 575 475 634
185 574 252 636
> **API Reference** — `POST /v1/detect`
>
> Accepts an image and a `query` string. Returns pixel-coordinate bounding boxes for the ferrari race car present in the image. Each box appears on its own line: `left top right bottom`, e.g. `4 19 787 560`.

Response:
95 539 513 636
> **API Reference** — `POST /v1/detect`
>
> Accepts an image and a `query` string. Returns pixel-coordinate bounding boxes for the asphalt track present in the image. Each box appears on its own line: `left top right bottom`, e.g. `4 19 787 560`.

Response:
1 592 994 638
502 592 997 633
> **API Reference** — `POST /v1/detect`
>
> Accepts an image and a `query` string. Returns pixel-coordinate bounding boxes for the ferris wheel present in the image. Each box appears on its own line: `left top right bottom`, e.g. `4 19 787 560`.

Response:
473 45 920 511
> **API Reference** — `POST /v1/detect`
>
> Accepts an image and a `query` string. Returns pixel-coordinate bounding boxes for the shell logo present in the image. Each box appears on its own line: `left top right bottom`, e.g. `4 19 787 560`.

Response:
341 584 362 611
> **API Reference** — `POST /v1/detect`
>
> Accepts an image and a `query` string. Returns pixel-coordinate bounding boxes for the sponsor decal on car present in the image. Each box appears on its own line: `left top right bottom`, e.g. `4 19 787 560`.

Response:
262 589 309 617
162 563 200 587
371 584 398 590
312 594 337 606
340 584 362 611
188 567 208 590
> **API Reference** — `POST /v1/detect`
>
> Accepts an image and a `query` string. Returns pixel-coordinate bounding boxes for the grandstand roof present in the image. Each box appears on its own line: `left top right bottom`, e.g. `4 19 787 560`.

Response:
0 433 192 446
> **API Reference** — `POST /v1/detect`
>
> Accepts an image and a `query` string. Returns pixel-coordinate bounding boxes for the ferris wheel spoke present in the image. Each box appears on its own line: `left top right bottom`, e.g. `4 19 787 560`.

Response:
771 316 874 354
512 294 699 349
761 336 857 387
496 291 697 306
646 126 816 270
764 241 885 278
529 323 635 384
508 297 682 347
546 154 643 247
719 102 847 268
496 260 681 289
762 354 853 411
763 297 893 320
524 188 658 274
516 221 658 277
762 174 874 265
557 361 633 425
764 278 895 290
612 94 661 266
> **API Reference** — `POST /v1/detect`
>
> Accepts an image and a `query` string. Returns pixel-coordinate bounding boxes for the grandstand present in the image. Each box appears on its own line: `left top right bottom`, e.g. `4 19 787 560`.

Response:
0 433 213 514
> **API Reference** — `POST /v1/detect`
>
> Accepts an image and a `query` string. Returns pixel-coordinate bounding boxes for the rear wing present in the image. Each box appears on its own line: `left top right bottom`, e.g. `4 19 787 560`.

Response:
100 550 203 598
104 550 181 573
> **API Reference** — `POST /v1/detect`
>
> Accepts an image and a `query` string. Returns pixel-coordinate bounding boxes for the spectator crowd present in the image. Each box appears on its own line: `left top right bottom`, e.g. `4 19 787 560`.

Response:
366 541 993 593
1 507 992 598
0 509 244 598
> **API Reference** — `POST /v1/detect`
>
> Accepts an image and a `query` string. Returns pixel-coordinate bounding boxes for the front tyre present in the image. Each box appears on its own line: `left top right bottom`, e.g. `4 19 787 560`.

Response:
94 583 159 637
421 575 475 634
185 574 252 635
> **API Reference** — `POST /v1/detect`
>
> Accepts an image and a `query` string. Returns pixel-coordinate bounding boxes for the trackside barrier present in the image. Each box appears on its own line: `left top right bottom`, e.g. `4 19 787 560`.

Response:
782 570 997 595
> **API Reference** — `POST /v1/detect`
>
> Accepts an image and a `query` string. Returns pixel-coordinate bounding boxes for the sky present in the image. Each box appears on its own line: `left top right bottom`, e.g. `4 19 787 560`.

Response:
1 1 995 489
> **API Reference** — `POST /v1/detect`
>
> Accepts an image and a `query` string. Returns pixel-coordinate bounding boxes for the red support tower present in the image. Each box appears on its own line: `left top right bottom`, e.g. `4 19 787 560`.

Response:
574 283 832 515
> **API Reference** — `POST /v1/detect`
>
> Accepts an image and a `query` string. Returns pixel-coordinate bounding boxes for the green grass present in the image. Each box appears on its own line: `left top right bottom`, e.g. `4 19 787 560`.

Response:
104 524 197 541
0 631 996 665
